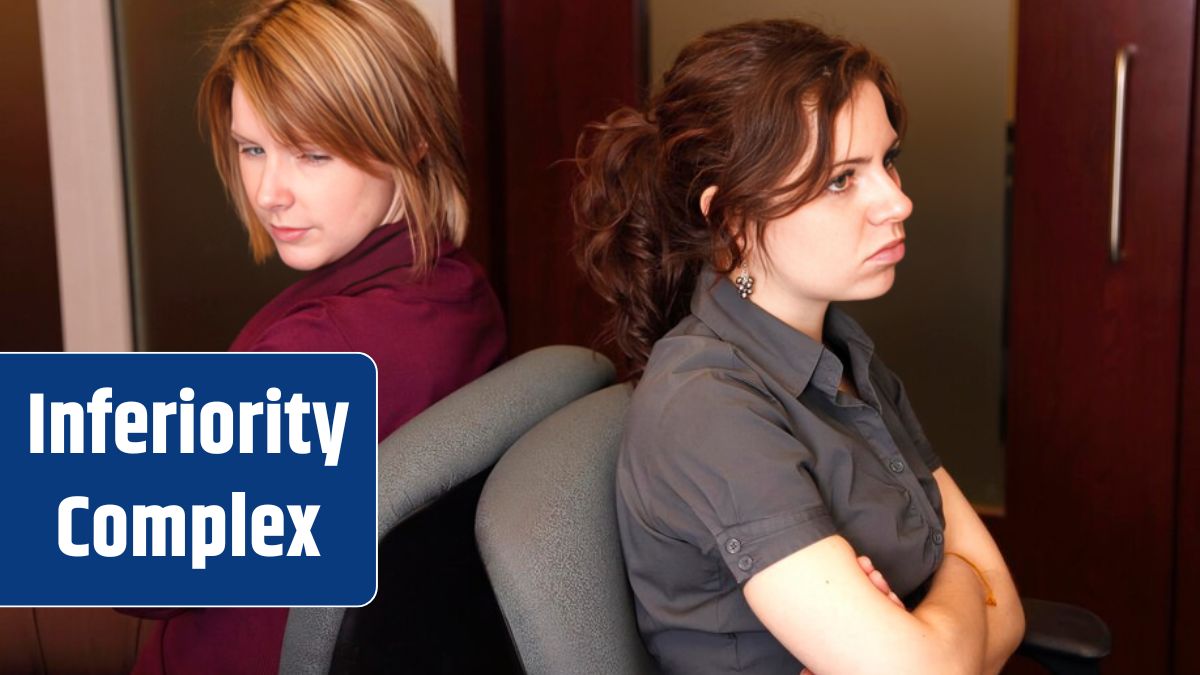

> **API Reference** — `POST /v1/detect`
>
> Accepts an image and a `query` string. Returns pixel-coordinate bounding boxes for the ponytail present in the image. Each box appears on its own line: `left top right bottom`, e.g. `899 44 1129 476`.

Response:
573 108 701 377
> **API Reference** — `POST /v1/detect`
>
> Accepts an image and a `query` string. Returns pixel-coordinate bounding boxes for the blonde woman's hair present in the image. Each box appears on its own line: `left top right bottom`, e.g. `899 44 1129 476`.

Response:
199 0 468 273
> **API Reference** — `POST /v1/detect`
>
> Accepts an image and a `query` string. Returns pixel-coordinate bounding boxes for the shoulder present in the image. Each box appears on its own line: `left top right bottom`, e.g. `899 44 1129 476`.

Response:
237 300 351 353
319 246 502 340
620 326 834 569
624 327 799 497
635 326 779 433
357 245 496 307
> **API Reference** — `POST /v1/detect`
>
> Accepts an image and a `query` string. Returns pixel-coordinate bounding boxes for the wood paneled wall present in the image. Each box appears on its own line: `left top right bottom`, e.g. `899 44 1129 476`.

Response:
0 608 150 674
455 0 644 363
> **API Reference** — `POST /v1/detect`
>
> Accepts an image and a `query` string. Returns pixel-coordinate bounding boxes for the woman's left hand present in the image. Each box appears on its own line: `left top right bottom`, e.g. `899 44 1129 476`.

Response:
798 554 906 674
857 555 904 608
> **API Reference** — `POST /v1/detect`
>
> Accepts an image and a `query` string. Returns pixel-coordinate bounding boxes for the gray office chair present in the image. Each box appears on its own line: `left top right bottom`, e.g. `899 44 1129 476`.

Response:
476 385 1111 675
277 345 615 675
476 384 651 675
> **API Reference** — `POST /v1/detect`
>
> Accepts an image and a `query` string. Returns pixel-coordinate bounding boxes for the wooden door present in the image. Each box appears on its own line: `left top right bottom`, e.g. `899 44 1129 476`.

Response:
1006 1 1195 672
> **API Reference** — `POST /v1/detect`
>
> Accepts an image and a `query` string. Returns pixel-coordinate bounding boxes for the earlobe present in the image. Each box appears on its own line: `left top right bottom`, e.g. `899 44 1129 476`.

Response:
700 185 718 218
412 140 429 164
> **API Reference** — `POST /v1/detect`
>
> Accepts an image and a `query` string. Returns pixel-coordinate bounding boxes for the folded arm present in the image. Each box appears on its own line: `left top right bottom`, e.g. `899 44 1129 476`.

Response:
931 467 1024 674
743 468 1023 675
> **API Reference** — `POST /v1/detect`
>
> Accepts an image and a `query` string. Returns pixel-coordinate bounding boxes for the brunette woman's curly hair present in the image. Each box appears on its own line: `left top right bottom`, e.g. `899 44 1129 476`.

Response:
573 19 906 377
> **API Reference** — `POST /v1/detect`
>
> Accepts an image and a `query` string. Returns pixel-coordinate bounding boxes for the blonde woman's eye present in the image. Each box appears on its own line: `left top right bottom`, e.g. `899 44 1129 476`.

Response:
238 145 264 158
300 151 331 164
828 170 854 193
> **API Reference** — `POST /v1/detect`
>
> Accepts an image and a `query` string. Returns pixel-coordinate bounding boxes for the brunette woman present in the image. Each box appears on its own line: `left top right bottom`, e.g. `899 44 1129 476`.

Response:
576 19 1023 674
125 1 505 672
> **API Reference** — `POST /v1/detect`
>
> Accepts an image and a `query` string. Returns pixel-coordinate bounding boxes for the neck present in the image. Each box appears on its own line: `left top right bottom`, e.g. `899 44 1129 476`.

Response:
727 269 829 344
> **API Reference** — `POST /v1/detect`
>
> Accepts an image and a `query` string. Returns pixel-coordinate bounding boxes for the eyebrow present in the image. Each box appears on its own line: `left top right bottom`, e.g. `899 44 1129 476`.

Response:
229 130 256 144
830 137 901 169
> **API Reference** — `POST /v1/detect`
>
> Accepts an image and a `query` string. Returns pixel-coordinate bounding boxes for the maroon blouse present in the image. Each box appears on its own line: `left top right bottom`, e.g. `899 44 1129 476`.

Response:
127 222 506 674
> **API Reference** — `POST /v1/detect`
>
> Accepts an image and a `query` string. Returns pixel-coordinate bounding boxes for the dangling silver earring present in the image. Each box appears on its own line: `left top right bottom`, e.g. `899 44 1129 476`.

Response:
734 265 754 299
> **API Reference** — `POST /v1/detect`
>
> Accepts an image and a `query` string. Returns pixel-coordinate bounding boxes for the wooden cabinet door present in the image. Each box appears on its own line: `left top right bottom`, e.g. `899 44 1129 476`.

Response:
1006 1 1195 672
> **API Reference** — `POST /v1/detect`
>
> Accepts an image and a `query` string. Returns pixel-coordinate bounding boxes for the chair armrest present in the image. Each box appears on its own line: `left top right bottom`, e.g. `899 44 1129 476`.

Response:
1017 597 1111 673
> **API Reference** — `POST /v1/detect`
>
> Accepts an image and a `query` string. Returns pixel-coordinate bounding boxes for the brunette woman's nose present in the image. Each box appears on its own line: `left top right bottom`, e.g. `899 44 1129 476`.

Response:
868 174 912 227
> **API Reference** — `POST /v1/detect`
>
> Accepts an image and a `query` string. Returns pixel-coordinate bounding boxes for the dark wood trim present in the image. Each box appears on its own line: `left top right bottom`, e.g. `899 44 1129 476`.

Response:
0 0 62 350
454 0 503 293
1172 7 1200 672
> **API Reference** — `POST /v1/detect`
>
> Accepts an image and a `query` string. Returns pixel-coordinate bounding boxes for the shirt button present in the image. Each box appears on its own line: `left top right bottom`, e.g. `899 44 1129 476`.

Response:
933 532 945 545
888 458 906 473
737 555 754 572
725 538 742 554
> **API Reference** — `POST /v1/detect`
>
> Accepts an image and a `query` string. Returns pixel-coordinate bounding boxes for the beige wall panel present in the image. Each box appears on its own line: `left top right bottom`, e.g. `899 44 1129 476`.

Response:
37 0 133 351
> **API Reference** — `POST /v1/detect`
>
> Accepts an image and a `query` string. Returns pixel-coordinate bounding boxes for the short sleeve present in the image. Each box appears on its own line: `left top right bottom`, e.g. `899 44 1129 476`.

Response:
627 367 837 584
239 303 351 353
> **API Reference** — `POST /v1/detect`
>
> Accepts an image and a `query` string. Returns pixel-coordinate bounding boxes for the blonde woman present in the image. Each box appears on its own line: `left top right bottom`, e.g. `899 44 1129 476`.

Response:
124 1 505 672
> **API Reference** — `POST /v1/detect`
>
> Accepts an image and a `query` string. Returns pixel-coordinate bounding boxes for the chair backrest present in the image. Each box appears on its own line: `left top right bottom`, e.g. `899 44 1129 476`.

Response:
476 384 659 675
278 346 615 675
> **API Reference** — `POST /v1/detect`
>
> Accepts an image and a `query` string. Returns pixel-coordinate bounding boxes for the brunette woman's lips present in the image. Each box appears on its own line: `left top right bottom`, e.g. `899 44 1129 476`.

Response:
867 239 905 264
269 224 309 243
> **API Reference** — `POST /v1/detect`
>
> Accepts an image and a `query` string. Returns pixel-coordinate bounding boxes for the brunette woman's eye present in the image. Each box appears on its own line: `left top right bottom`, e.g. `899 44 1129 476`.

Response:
827 170 854 193
300 152 331 164
238 145 264 158
884 146 902 170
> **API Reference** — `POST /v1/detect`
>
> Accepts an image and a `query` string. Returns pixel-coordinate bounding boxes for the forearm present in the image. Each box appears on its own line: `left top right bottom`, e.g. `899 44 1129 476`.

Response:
977 559 1024 675
933 553 1023 675
930 469 1024 673
911 555 988 674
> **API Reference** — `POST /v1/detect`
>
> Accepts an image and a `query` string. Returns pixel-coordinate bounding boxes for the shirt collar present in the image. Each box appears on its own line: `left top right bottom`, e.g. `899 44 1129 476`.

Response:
690 267 877 401
233 220 454 347
288 219 429 298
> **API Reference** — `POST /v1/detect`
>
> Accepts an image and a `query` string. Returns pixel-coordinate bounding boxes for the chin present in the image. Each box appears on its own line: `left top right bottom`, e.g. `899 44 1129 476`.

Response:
848 270 897 301
275 247 325 272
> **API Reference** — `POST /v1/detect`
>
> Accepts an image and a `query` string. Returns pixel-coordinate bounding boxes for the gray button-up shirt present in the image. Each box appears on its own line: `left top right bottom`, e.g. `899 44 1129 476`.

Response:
616 268 946 674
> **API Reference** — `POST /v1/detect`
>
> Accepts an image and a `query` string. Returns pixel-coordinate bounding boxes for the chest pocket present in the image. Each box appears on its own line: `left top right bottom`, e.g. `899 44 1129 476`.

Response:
838 460 933 598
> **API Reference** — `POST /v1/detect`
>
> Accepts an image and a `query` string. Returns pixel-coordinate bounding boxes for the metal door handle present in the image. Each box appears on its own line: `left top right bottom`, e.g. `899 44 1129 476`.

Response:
1110 44 1136 263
